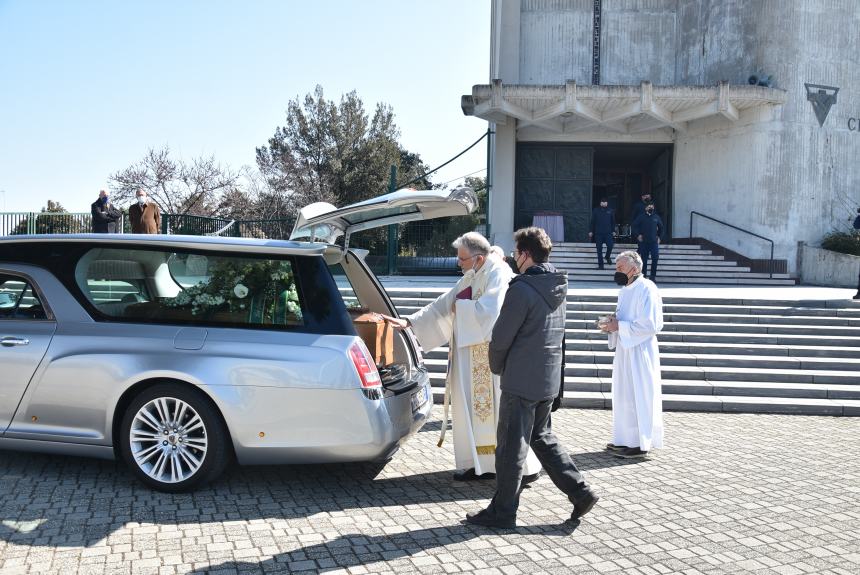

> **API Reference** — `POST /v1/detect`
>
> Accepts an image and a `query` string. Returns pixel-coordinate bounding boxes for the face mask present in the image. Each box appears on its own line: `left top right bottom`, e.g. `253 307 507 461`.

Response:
462 268 476 280
100 196 109 204
645 209 653 215
614 271 629 286
137 197 147 205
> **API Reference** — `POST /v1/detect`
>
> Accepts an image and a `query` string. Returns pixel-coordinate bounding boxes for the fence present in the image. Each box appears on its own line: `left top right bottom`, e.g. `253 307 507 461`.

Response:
2 211 481 275
0 212 124 235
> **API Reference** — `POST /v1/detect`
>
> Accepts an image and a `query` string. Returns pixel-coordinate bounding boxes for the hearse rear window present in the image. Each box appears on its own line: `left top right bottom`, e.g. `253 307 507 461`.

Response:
76 247 305 329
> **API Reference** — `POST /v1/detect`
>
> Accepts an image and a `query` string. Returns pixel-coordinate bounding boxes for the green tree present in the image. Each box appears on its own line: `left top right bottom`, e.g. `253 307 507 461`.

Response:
11 200 79 234
256 85 423 216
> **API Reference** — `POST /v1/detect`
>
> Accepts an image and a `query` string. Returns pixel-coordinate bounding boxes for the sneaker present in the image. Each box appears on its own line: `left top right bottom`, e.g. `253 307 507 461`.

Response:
465 508 516 529
569 490 599 522
453 468 495 481
605 443 627 452
614 447 649 459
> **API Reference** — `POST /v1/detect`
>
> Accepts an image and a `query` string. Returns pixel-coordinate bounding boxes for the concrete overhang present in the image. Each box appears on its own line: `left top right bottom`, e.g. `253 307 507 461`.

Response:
461 80 787 135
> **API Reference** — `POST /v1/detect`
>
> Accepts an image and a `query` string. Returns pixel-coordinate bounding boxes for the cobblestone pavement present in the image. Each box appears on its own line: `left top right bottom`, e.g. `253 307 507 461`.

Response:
1 408 858 575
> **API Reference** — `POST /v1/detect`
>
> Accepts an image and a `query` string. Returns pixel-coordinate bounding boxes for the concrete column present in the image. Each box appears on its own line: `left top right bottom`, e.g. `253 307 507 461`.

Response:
489 120 517 251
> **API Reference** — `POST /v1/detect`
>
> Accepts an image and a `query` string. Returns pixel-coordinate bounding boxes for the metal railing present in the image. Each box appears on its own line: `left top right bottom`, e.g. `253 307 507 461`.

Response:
690 211 775 278
0 212 124 235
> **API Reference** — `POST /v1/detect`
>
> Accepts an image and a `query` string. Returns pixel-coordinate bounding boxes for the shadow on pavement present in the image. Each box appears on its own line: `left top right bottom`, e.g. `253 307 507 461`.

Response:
0 445 612 549
184 521 582 574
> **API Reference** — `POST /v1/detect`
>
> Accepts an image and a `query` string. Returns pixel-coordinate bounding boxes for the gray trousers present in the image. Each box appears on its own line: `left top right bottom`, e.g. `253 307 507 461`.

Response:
487 391 590 521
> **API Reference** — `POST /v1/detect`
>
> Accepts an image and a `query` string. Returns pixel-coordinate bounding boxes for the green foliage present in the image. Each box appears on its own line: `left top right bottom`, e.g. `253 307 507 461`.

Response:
256 85 426 217
11 200 81 234
821 231 860 256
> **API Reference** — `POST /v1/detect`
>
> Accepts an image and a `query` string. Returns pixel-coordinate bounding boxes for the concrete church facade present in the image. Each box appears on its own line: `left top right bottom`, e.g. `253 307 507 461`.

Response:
462 0 860 274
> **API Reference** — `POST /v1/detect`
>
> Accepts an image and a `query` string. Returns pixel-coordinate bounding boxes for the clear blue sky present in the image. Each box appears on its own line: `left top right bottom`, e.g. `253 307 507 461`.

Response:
0 0 490 213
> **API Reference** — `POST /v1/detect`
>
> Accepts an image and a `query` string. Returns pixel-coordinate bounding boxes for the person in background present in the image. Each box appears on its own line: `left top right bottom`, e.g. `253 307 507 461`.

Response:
600 250 664 459
91 189 121 233
589 198 616 270
129 188 161 234
383 232 542 483
466 227 597 529
631 203 664 282
631 192 652 224
854 209 860 300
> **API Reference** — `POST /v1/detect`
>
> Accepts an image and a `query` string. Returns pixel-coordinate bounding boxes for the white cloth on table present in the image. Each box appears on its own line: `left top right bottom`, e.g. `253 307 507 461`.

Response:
532 212 564 242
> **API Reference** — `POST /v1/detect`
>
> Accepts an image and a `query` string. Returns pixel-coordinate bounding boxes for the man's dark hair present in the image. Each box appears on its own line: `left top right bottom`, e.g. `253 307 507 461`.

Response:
515 226 552 263
600 197 608 202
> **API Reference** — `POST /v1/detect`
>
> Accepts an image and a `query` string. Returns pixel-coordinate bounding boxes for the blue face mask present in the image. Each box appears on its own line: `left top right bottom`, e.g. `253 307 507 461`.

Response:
100 196 109 204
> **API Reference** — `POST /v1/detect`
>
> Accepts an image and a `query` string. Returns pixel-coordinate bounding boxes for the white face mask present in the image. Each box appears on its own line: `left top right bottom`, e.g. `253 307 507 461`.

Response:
462 268 476 280
137 197 147 205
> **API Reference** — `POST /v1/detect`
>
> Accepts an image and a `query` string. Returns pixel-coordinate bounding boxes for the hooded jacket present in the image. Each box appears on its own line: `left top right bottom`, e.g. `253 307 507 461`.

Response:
489 262 568 401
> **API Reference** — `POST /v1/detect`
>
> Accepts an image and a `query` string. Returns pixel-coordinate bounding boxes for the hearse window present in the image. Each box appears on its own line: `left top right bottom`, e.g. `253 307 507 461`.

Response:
0 276 48 320
76 247 305 329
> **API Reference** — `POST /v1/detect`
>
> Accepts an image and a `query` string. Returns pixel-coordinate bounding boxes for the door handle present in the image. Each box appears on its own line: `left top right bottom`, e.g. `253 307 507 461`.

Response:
1 336 30 347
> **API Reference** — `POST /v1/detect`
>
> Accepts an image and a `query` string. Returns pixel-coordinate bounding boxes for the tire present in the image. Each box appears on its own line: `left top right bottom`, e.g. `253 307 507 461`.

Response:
119 383 230 492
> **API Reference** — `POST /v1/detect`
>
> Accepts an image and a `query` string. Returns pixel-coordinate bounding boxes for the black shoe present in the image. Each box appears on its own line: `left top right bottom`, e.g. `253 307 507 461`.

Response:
569 490 599 522
605 443 628 452
520 471 541 489
598 265 605 270
604 257 612 264
465 508 516 529
453 468 495 481
854 291 860 300
614 447 649 459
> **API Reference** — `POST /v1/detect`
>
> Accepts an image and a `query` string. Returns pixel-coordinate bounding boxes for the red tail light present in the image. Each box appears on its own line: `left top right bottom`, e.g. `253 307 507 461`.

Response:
348 341 382 389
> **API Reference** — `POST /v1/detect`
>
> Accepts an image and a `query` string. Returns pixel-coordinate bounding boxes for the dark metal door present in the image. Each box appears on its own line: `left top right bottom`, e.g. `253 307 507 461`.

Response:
515 144 593 242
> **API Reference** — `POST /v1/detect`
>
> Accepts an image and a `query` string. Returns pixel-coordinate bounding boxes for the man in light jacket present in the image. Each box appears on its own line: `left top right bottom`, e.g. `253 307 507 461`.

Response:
465 226 598 529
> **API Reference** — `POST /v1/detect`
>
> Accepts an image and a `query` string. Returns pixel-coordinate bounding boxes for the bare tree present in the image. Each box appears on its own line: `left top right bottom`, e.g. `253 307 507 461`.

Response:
110 147 242 216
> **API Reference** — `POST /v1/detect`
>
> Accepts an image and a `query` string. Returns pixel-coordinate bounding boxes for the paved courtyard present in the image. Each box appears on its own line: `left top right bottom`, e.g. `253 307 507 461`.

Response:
0 407 858 575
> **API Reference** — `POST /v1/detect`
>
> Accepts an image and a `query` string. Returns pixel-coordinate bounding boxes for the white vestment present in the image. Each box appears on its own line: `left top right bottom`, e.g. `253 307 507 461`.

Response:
407 257 541 476
607 277 665 451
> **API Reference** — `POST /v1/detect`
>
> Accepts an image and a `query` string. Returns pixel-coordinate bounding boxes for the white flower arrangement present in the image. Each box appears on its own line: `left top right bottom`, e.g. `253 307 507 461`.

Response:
169 257 303 323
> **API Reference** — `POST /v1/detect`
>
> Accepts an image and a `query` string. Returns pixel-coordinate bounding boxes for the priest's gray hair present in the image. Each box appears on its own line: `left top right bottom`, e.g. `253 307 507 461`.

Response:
452 232 490 256
616 250 643 272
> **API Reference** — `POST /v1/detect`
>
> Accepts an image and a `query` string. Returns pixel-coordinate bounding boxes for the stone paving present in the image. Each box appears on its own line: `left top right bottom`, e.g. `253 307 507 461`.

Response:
0 408 858 574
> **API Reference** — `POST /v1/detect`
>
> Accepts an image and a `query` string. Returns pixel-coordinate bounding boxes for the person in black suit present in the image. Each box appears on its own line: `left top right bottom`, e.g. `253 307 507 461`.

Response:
631 203 664 282
589 198 616 270
91 190 122 233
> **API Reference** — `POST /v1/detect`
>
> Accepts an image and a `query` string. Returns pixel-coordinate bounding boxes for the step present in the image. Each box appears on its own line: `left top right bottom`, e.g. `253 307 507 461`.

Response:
563 350 860 372
560 378 860 400
558 392 860 416
562 275 797 285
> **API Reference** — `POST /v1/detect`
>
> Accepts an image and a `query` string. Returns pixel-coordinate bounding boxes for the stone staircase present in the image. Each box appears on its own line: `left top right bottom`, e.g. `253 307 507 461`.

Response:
389 290 860 416
553 242 795 285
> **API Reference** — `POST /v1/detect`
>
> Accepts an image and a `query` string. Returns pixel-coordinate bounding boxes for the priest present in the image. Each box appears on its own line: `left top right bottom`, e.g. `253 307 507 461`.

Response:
384 232 541 481
600 250 665 459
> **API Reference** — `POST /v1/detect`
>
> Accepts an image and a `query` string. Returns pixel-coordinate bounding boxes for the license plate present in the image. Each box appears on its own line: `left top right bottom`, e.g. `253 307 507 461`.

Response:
411 384 429 412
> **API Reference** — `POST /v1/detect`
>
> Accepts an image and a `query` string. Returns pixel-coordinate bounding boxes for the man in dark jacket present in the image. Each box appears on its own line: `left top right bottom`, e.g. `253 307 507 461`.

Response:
466 227 598 529
631 192 652 224
589 198 615 269
631 203 664 281
91 189 122 233
854 209 860 300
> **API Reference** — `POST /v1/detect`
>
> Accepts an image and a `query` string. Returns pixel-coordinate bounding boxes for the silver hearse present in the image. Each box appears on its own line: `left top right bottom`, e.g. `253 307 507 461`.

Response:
0 187 475 491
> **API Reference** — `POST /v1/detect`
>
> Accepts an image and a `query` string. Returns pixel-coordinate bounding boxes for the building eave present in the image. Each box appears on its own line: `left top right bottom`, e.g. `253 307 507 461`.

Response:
462 80 787 135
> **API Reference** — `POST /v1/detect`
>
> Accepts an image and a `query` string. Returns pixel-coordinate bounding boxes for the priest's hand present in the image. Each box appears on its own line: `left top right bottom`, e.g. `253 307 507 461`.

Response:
601 317 619 333
380 315 409 330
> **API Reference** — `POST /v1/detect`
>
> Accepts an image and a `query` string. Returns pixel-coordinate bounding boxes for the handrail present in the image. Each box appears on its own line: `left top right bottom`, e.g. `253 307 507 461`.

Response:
689 211 774 278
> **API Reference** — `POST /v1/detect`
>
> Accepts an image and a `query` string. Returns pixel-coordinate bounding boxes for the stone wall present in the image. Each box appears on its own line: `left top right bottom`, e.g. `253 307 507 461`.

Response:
799 243 860 288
